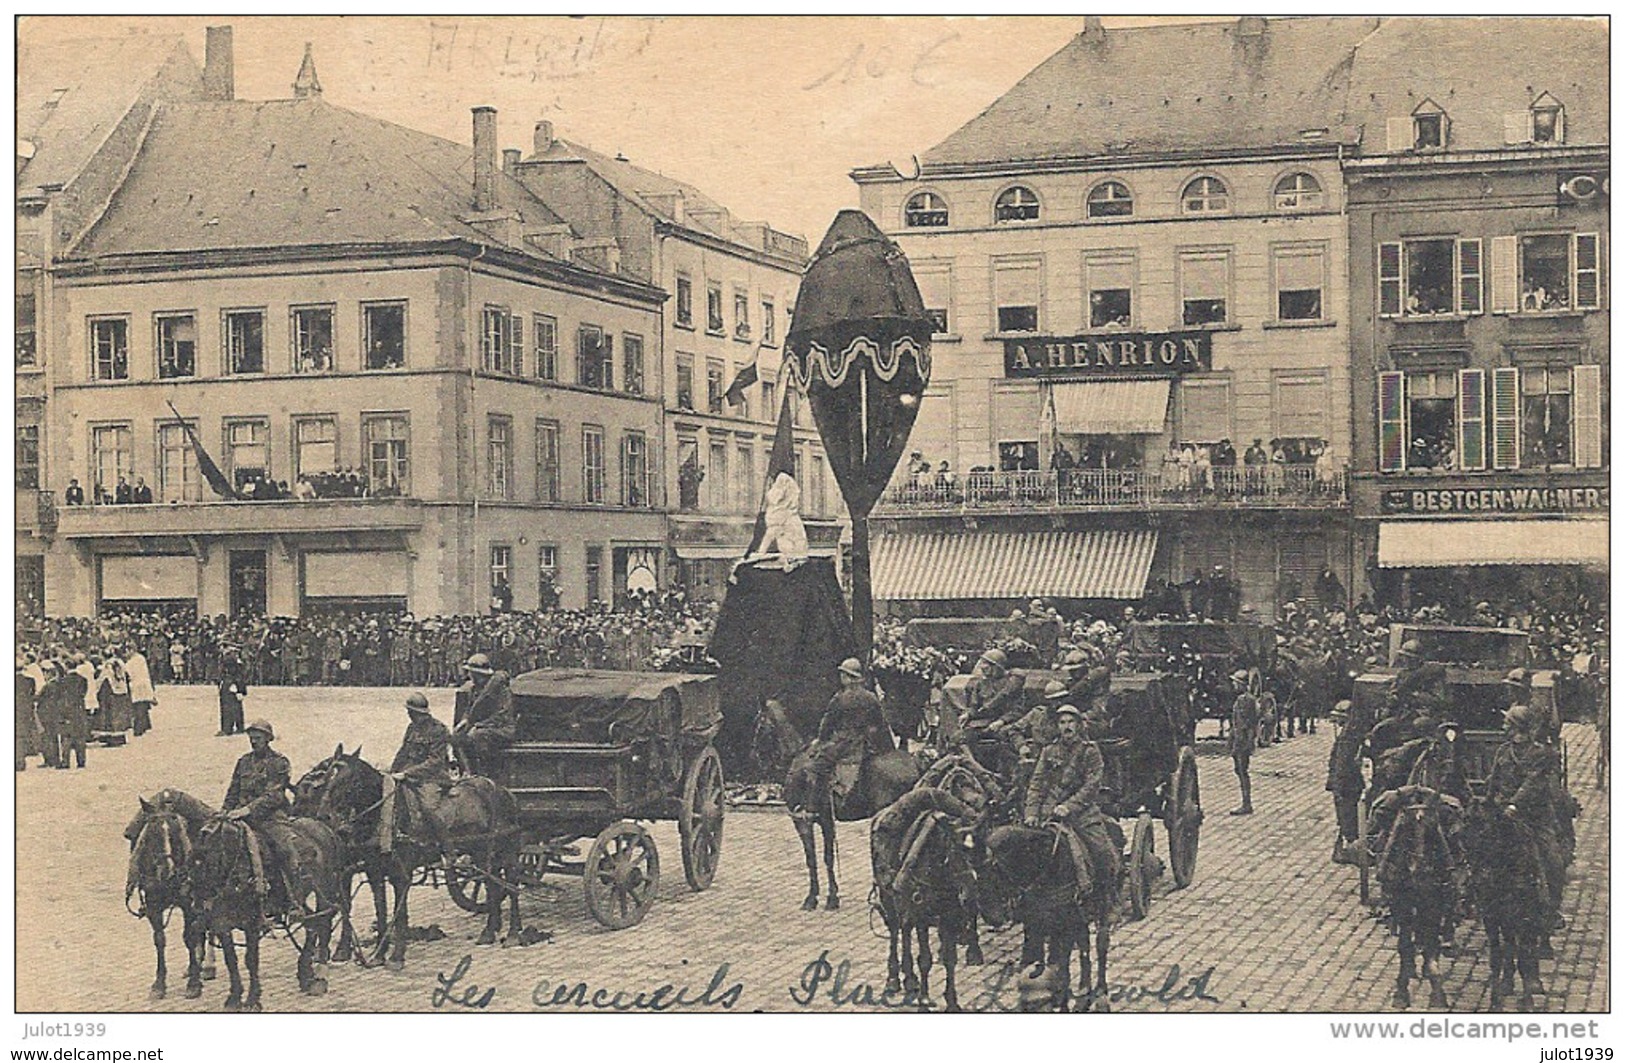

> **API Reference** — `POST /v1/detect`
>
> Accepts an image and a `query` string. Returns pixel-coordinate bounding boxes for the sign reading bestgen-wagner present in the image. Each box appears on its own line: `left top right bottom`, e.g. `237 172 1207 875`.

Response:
1382 486 1609 514
1004 331 1214 378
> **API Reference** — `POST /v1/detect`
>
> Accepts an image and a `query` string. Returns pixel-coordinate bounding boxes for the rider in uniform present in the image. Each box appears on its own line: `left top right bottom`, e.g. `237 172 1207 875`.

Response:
223 719 300 915
1023 704 1120 904
383 692 453 853
450 653 515 778
962 648 1028 732
807 658 892 812
1486 704 1569 931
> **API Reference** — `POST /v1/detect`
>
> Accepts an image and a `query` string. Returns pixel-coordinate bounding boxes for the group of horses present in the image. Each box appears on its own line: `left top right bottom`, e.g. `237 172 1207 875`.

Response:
1364 741 1562 1012
754 702 1116 1013
124 749 525 1012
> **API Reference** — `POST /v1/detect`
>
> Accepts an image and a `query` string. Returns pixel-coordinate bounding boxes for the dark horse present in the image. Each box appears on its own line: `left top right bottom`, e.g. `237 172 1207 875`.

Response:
1461 797 1547 1010
754 700 919 911
186 811 346 1011
1366 785 1461 1009
291 746 523 970
122 789 217 1000
869 786 985 1011
980 824 1114 1012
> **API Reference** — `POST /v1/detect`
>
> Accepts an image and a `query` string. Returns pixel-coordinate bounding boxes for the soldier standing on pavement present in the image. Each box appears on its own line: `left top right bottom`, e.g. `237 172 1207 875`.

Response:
1023 704 1121 902
450 653 515 778
1229 669 1258 815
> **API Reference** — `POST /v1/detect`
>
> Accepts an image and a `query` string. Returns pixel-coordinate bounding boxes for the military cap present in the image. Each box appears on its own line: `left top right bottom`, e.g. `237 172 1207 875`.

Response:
1043 680 1068 702
405 692 431 712
838 657 864 679
1054 704 1082 722
464 653 492 672
246 719 275 740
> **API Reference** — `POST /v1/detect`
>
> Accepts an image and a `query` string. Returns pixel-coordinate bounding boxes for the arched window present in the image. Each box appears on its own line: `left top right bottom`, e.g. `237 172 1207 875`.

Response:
993 186 1040 223
1086 180 1134 219
1181 176 1229 215
1273 172 1323 211
904 191 949 228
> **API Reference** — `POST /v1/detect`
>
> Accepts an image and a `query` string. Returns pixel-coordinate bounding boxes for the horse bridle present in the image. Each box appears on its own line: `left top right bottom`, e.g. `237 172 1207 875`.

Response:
126 814 190 920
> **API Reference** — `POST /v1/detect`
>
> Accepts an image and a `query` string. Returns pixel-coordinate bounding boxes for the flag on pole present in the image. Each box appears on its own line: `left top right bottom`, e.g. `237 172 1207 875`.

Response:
724 362 758 408
165 400 240 500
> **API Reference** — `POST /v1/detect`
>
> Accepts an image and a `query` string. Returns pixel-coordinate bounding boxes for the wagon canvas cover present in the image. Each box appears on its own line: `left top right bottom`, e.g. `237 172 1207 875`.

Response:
509 669 721 745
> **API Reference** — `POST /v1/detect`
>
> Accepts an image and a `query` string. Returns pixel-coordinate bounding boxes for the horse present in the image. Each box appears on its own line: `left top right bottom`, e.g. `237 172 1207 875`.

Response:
291 746 523 970
186 811 346 1011
1461 796 1548 1010
980 823 1115 1012
1365 785 1461 1009
122 789 217 1000
754 700 919 911
869 786 985 1011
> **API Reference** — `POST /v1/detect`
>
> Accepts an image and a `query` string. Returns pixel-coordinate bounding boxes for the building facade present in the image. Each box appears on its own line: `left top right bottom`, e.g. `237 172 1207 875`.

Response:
1343 18 1609 606
854 16 1367 619
36 45 669 618
511 125 837 602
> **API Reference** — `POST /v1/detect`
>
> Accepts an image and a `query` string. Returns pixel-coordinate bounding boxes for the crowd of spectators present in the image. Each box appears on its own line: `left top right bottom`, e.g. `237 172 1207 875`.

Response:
60 466 405 506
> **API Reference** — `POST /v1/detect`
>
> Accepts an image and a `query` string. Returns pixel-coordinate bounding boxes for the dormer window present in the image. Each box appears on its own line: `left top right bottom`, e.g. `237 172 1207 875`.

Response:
1408 99 1449 151
1181 176 1229 215
1531 93 1565 144
904 191 949 228
994 186 1040 223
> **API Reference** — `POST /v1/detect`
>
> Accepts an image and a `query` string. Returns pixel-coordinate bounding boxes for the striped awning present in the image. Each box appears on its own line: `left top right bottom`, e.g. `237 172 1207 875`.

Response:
1379 520 1608 568
1051 380 1171 435
873 529 1158 600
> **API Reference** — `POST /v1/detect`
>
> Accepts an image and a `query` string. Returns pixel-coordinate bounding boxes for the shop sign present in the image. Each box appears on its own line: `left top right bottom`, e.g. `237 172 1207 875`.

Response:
1381 485 1609 514
1004 330 1213 378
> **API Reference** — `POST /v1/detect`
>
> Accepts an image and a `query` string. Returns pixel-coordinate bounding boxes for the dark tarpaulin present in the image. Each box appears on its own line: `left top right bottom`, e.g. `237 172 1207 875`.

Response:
708 558 857 778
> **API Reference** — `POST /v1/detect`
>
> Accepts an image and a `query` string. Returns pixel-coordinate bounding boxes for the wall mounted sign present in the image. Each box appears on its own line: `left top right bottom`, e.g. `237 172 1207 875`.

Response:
1381 485 1608 514
1004 330 1213 378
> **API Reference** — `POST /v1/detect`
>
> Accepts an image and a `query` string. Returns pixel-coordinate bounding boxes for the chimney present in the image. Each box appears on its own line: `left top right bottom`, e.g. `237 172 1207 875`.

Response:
502 148 521 174
533 120 555 156
203 26 234 101
472 107 498 213
1080 16 1106 44
1237 16 1267 38
293 43 322 99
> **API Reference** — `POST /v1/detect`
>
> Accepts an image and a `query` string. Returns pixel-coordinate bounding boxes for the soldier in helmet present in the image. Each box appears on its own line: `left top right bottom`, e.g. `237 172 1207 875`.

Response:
1229 670 1259 815
449 653 515 778
223 719 300 915
806 658 892 812
962 648 1027 732
1486 704 1569 931
1023 704 1121 904
383 693 452 853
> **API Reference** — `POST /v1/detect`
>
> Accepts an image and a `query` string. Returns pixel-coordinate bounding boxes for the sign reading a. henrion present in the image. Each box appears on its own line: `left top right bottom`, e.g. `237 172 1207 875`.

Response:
1004 330 1214 379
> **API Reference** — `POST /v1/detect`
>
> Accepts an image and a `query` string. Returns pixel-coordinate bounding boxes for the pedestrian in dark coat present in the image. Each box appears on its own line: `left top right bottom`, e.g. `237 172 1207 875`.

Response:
54 666 91 769
15 666 40 770
217 655 248 736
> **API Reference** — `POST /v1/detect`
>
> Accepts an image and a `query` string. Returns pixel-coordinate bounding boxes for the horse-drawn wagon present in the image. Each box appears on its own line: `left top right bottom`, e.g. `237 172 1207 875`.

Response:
1124 620 1276 730
451 669 726 929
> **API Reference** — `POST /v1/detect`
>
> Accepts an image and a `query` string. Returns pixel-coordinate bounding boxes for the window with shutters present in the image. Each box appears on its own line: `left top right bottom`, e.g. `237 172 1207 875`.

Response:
1404 239 1455 315
156 313 197 379
535 418 561 502
1381 239 1483 317
993 257 1042 333
1457 369 1486 471
1179 378 1232 444
1521 234 1571 311
1406 370 1457 470
1508 232 1603 313
1491 367 1521 470
1085 253 1135 329
577 325 612 389
1086 180 1134 219
914 265 953 335
1274 374 1327 441
1179 250 1230 327
1272 245 1324 321
621 333 645 395
582 425 606 504
904 191 949 228
621 430 648 507
1377 371 1406 472
1572 364 1603 468
1521 367 1573 466
533 314 558 380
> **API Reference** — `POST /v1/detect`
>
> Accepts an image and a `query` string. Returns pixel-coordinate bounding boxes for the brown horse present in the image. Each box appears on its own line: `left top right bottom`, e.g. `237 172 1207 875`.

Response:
754 700 919 911
123 789 217 1000
186 812 346 1011
291 746 523 970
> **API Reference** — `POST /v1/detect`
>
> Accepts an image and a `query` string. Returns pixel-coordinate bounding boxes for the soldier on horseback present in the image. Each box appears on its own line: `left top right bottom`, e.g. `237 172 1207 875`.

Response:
382 693 453 854
807 658 893 813
1487 704 1569 931
1023 704 1121 908
222 719 300 918
450 653 516 778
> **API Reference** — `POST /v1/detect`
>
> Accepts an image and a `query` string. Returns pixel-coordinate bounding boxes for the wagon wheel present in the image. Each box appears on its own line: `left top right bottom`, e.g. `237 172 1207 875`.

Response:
583 820 660 929
1164 746 1202 889
678 745 725 891
444 854 496 914
1126 813 1156 921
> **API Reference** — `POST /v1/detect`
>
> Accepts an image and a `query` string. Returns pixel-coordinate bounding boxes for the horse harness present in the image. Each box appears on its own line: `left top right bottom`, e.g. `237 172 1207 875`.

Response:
125 814 190 921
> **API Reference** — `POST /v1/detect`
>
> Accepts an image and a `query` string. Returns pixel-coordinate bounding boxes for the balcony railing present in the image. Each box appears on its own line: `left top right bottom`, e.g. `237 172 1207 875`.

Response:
55 495 426 538
877 465 1348 512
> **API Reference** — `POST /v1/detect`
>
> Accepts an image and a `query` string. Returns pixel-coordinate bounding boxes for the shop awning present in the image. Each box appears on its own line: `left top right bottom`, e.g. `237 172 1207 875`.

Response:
874 529 1158 600
1378 520 1609 568
1051 380 1171 435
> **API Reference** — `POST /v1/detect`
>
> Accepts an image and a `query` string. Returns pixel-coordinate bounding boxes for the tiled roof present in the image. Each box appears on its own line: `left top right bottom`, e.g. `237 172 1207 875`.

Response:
74 97 571 258
1346 17 1608 153
922 17 1381 167
17 34 203 198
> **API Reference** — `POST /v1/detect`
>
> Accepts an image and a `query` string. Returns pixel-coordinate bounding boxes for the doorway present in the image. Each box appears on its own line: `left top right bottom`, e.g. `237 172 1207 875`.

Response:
229 550 267 617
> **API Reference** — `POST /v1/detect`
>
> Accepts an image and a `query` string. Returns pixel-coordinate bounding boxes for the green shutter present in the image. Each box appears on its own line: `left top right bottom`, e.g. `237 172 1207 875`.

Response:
1457 369 1486 470
1378 371 1406 472
1491 366 1520 469
1573 363 1603 468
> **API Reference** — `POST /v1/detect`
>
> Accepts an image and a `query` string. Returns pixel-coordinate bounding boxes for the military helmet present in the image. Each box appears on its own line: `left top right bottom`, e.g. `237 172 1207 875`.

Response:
1043 680 1069 702
405 692 431 712
246 719 275 740
1503 704 1539 732
1054 704 1082 722
838 657 864 679
1398 639 1423 659
1062 649 1090 671
979 648 1009 670
1503 668 1528 686
464 653 492 672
